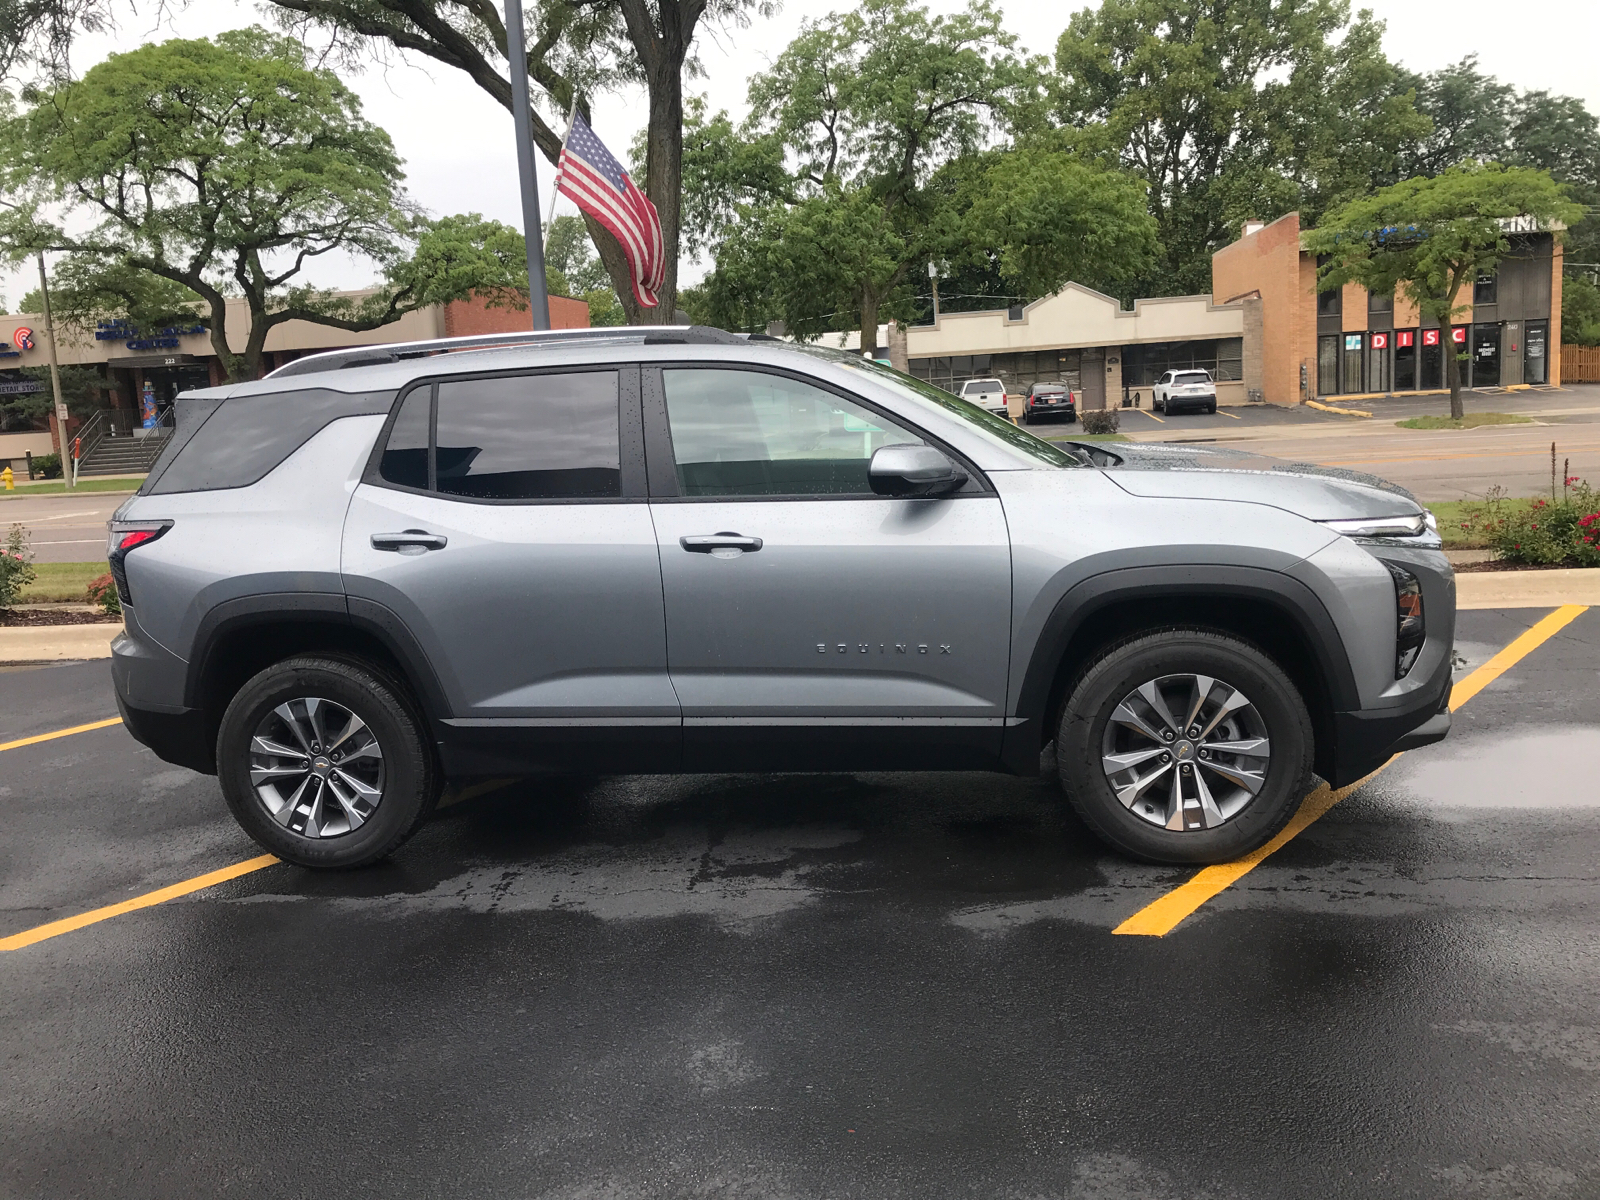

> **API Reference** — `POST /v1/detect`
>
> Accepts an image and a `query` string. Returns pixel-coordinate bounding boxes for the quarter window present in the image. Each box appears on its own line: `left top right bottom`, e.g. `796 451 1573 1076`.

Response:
379 387 431 490
661 368 925 497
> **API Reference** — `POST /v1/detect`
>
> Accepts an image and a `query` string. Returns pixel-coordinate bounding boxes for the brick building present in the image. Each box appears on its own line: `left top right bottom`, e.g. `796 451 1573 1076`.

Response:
1212 212 1563 406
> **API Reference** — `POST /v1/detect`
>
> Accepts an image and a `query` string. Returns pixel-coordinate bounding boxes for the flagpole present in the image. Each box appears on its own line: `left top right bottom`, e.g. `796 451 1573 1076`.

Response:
542 95 579 259
504 0 550 330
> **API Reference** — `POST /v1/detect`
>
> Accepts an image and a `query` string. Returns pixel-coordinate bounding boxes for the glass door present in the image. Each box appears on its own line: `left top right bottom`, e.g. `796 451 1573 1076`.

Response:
1525 321 1549 385
1471 324 1501 388
1420 329 1443 389
1367 331 1392 393
1341 333 1364 394
1317 335 1339 397
1394 330 1417 391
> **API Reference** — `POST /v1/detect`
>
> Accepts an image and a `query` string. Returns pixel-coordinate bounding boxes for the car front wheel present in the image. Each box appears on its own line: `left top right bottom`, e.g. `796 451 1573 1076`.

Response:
217 655 440 869
1056 630 1314 864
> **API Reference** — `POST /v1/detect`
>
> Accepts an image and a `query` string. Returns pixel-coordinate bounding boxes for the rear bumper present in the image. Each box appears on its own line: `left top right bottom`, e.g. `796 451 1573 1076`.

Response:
114 690 214 774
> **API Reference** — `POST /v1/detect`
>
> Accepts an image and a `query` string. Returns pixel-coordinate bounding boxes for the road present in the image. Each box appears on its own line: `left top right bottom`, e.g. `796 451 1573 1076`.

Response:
0 491 127 563
3 606 1597 1198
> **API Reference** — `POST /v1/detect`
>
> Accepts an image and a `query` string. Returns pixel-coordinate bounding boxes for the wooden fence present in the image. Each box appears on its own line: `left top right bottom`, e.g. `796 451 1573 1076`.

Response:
1564 344 1600 384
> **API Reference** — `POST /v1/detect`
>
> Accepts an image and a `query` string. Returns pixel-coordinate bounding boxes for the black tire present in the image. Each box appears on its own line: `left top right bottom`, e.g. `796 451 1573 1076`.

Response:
1056 630 1314 864
1208 402 1218 414
217 655 440 869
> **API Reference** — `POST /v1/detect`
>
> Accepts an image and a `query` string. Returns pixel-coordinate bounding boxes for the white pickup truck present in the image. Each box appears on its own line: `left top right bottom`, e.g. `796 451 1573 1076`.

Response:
957 377 1010 418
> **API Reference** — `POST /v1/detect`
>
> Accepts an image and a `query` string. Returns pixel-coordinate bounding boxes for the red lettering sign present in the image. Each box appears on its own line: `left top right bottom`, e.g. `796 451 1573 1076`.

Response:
1452 327 1467 344
1397 330 1415 348
1422 329 1440 346
1371 332 1388 349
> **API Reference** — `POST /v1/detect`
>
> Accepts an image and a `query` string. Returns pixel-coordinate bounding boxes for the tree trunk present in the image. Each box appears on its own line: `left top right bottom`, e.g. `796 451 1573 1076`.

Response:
860 290 880 360
641 59 683 324
203 296 244 383
1445 326 1464 421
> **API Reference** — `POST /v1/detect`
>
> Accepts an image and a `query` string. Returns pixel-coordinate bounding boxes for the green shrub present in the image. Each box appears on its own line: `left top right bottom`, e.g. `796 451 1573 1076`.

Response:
1080 408 1121 435
0 523 37 606
29 452 62 479
1459 480 1600 566
86 571 121 616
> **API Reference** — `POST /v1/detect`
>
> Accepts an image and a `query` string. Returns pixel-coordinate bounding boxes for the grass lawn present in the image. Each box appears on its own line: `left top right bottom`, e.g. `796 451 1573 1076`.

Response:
17 561 109 603
1425 498 1546 549
1 476 144 497
1397 412 1532 430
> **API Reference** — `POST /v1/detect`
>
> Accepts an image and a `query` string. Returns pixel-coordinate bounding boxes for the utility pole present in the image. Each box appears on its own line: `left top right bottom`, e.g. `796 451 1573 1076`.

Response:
928 260 941 324
37 253 71 488
504 0 551 331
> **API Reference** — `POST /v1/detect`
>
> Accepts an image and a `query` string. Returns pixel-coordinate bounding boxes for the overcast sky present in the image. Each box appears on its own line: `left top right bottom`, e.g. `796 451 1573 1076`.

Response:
4 0 1596 308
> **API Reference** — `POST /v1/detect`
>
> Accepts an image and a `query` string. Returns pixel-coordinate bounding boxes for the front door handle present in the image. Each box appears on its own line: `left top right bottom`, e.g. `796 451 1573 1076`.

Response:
680 531 763 554
371 529 448 554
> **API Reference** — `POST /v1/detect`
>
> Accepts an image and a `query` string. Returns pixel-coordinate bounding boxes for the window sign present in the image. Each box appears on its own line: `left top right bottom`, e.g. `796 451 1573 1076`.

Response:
1344 334 1362 351
1371 332 1389 350
1422 329 1440 347
1396 330 1415 348
1451 327 1467 344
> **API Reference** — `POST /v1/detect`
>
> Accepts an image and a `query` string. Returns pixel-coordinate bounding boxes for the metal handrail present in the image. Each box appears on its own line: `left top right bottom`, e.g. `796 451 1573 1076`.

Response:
71 408 109 469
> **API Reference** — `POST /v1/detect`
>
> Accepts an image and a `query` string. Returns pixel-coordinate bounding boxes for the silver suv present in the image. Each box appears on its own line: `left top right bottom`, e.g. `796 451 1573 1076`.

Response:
109 328 1454 870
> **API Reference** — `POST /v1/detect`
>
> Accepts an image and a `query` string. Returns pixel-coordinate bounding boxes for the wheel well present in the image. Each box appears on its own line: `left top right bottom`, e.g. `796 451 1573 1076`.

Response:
196 619 425 755
1040 596 1337 781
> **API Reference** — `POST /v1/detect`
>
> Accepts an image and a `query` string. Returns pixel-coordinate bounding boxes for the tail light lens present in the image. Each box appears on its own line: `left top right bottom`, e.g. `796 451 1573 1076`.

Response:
107 520 172 608
1386 562 1425 678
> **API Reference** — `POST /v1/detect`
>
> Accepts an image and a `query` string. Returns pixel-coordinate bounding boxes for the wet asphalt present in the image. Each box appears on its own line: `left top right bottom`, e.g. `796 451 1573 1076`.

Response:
2 607 1599 1199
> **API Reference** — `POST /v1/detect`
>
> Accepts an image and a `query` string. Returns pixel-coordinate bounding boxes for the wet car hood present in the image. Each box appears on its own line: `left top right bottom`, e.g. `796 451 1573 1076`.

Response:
1072 440 1424 521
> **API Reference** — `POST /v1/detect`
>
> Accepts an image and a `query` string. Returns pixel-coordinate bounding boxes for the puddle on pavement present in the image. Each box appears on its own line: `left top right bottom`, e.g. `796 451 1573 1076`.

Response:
1397 726 1600 808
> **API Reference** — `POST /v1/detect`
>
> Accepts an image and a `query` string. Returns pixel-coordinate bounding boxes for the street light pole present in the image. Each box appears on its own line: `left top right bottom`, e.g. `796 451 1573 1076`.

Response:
36 253 71 488
504 0 551 331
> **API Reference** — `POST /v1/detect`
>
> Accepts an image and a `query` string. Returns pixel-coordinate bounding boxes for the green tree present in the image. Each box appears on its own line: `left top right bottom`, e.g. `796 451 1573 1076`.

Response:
1563 276 1600 348
1051 0 1426 296
697 0 1038 355
0 0 115 83
265 0 776 325
0 29 531 381
543 212 625 324
1306 164 1583 419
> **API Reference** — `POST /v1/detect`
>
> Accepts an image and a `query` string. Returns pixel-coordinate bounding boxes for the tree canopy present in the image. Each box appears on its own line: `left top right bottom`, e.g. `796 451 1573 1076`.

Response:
0 28 530 380
265 0 776 323
1305 164 1583 418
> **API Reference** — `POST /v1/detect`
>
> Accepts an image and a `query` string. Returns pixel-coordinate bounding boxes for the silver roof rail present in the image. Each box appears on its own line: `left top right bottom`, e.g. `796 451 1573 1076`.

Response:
265 324 762 379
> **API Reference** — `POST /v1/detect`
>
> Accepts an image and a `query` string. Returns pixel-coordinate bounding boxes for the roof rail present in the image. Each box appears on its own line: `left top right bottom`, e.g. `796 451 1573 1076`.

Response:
264 324 758 379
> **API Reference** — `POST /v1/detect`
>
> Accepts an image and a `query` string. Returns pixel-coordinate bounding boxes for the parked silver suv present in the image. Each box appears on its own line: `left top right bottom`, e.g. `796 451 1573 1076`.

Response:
109 328 1454 869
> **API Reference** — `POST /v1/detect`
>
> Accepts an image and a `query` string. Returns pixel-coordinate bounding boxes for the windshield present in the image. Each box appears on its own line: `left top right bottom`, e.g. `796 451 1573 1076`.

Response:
1173 372 1211 385
791 348 1080 468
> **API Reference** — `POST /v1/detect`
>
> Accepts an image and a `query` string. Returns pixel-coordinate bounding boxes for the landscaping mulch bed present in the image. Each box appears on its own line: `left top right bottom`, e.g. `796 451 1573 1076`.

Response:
0 608 120 626
1452 561 1598 573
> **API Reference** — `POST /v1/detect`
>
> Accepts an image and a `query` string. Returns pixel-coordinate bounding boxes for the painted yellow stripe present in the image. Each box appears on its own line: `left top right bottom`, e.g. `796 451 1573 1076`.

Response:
1114 603 1589 937
0 716 122 753
1215 409 1242 420
1140 409 1165 423
0 855 279 951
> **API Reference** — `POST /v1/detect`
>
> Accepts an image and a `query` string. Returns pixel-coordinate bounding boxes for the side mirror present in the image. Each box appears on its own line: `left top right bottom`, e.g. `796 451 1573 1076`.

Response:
868 443 968 498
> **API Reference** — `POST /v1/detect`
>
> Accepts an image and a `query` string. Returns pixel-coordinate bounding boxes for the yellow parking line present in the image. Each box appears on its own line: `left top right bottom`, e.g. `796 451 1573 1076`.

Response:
1215 409 1241 419
1114 603 1589 937
0 854 279 951
0 717 122 754
1139 409 1165 423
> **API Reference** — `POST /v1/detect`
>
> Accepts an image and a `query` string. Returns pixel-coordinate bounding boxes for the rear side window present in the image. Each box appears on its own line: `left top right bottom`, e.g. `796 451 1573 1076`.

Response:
375 370 621 501
149 388 395 494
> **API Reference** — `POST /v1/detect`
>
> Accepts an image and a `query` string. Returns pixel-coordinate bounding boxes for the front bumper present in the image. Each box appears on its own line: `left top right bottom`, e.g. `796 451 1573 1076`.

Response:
1326 634 1452 786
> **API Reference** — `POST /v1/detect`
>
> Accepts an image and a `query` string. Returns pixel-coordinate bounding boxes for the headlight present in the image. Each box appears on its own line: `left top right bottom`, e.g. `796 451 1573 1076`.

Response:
1385 562 1426 678
1321 514 1427 538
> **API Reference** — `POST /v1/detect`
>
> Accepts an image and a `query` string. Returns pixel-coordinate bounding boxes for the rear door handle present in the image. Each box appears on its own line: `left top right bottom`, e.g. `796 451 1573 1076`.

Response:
371 529 448 554
680 532 763 553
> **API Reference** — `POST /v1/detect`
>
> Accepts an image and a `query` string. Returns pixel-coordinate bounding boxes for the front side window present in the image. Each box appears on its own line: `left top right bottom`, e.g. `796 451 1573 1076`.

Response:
662 368 924 497
378 371 621 501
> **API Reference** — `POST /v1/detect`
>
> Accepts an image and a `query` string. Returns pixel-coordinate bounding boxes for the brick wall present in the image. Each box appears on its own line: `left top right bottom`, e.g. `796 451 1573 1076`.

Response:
1213 213 1303 405
442 291 591 337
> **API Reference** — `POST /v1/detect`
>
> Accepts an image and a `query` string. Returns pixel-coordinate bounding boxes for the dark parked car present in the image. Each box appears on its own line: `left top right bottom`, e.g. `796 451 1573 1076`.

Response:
1023 382 1076 424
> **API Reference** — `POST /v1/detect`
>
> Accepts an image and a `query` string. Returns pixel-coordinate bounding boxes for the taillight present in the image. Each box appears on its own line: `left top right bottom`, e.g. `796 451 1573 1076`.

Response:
1386 563 1425 678
106 521 172 608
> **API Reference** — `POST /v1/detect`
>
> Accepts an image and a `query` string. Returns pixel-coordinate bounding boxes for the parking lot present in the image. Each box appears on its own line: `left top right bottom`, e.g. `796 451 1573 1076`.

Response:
4 603 1598 1199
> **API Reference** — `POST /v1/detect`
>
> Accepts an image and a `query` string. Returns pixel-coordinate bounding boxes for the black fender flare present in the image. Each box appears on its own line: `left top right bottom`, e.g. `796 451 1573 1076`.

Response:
1001 564 1360 773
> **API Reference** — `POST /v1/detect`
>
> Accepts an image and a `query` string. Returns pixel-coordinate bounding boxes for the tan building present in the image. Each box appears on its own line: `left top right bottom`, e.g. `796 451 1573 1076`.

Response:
0 290 589 465
895 283 1250 409
1212 212 1563 406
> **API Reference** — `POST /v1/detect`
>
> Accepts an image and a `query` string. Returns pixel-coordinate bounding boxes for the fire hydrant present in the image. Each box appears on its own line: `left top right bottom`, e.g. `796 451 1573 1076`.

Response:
1 465 13 491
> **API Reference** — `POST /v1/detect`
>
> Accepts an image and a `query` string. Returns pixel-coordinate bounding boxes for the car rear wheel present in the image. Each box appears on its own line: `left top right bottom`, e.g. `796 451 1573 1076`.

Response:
1208 401 1217 414
217 655 440 869
1056 630 1314 864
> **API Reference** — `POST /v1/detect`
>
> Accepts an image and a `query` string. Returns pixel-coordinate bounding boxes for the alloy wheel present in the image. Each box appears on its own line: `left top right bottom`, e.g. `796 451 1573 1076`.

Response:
1099 673 1272 831
249 697 386 838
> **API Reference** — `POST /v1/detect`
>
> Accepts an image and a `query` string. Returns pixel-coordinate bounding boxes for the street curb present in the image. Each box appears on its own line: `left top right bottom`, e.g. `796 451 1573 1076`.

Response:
1456 568 1600 610
0 625 118 663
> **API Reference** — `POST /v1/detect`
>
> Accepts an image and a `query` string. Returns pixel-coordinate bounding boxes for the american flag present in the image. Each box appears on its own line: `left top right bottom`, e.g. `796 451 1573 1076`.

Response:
556 114 665 309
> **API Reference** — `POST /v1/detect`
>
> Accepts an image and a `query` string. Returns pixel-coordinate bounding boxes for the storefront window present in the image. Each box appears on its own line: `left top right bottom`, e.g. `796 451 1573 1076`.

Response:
1317 335 1339 396
1471 324 1500 388
1419 328 1443 389
1393 329 1417 391
1368 289 1393 317
1121 339 1242 386
1367 331 1392 393
1473 270 1498 306
1525 320 1548 385
1341 333 1364 394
